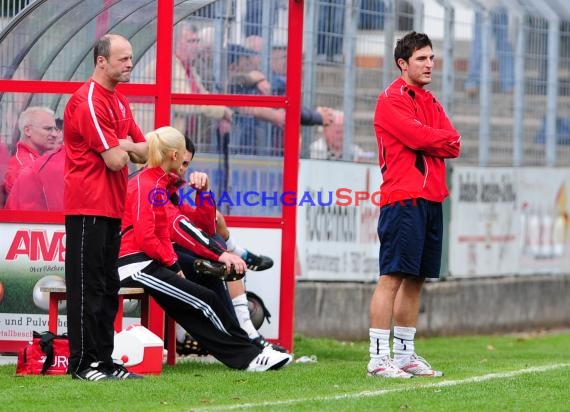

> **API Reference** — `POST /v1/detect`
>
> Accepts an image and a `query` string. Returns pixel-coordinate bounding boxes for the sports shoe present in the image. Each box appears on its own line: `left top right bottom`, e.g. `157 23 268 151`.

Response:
108 359 144 380
246 347 293 372
176 333 209 357
367 356 414 379
396 353 443 377
71 362 117 381
193 259 245 281
243 251 273 271
252 335 287 353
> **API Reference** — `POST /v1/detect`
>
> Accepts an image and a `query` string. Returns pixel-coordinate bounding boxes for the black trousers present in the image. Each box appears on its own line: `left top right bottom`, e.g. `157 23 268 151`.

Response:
173 242 235 319
121 261 260 369
65 215 121 374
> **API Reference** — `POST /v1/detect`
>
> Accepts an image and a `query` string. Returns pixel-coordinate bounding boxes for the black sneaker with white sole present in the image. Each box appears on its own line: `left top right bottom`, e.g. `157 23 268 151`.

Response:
72 362 117 381
244 251 273 271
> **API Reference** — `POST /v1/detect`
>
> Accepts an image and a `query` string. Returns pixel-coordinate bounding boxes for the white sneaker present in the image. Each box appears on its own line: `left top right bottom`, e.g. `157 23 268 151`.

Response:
247 347 293 372
367 355 414 379
396 353 443 377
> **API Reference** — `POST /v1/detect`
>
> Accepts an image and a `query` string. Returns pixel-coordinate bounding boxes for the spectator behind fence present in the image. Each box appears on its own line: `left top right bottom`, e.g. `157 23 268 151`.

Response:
309 110 369 161
63 34 148 382
3 106 58 195
195 26 217 90
227 43 285 155
368 31 460 379
241 38 334 155
135 21 233 143
267 43 333 127
465 3 514 96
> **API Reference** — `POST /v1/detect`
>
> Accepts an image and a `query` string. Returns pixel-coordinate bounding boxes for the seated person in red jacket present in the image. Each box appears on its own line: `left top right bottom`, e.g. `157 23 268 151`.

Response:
166 138 287 353
5 145 64 211
118 125 292 371
3 106 59 194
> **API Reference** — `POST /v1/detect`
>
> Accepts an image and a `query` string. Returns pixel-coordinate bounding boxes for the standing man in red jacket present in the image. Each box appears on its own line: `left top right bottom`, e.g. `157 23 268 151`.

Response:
367 32 461 379
64 34 148 381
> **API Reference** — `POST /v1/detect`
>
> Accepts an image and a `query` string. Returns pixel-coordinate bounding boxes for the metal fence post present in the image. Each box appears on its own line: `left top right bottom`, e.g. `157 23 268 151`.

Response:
342 0 359 161
478 6 491 167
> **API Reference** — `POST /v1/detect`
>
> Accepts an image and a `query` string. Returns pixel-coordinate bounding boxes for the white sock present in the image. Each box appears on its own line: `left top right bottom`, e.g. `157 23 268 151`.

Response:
232 294 259 339
225 235 237 252
369 328 391 360
226 234 247 258
175 323 186 343
393 326 416 364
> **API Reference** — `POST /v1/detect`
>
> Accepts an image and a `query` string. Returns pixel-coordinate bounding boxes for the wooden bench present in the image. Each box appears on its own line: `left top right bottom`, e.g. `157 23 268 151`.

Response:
40 286 177 366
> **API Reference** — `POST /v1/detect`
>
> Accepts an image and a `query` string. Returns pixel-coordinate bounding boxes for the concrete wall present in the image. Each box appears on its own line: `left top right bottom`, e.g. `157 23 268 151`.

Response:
294 274 570 340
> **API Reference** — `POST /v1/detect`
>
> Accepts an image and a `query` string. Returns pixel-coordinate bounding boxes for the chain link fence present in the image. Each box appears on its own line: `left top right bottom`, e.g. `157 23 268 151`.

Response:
1 0 570 166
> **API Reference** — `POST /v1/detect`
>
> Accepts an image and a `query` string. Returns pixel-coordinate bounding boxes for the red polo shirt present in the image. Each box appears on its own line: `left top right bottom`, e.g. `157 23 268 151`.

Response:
63 79 145 218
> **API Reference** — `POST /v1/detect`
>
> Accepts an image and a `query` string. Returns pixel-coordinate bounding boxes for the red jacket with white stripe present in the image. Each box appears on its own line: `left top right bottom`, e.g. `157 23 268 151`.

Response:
166 182 223 262
3 141 40 194
5 146 64 211
125 168 223 264
119 166 180 268
374 78 461 206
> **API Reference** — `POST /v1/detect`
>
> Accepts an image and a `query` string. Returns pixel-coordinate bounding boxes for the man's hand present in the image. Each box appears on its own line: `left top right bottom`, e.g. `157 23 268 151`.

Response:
101 146 129 171
119 136 148 164
218 252 247 274
176 270 186 279
129 152 145 163
316 106 334 126
188 171 210 191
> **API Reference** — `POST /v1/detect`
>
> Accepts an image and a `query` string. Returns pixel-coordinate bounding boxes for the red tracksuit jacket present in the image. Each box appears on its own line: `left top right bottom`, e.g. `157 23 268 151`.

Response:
119 166 180 268
374 78 461 206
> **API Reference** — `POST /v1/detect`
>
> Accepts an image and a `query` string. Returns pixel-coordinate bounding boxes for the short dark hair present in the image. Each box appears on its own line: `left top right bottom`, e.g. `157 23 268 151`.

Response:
93 35 112 66
55 118 63 130
184 136 196 157
394 31 433 72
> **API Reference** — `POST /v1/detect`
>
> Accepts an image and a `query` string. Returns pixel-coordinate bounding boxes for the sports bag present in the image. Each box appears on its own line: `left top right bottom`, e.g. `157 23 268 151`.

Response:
16 331 70 375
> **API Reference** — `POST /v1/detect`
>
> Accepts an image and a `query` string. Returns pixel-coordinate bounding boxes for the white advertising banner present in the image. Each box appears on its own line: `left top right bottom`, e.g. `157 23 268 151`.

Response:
449 166 570 277
0 223 66 342
296 159 383 281
516 168 570 275
449 167 519 276
0 223 282 348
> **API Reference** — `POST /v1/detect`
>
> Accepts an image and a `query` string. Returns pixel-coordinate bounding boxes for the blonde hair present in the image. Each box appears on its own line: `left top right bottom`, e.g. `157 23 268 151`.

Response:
146 126 186 167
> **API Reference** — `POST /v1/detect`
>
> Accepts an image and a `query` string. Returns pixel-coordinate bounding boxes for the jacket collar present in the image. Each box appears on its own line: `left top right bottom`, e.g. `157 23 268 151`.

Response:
145 165 180 186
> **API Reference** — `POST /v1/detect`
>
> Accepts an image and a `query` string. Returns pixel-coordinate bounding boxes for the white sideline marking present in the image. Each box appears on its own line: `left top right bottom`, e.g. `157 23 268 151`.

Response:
195 363 570 411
